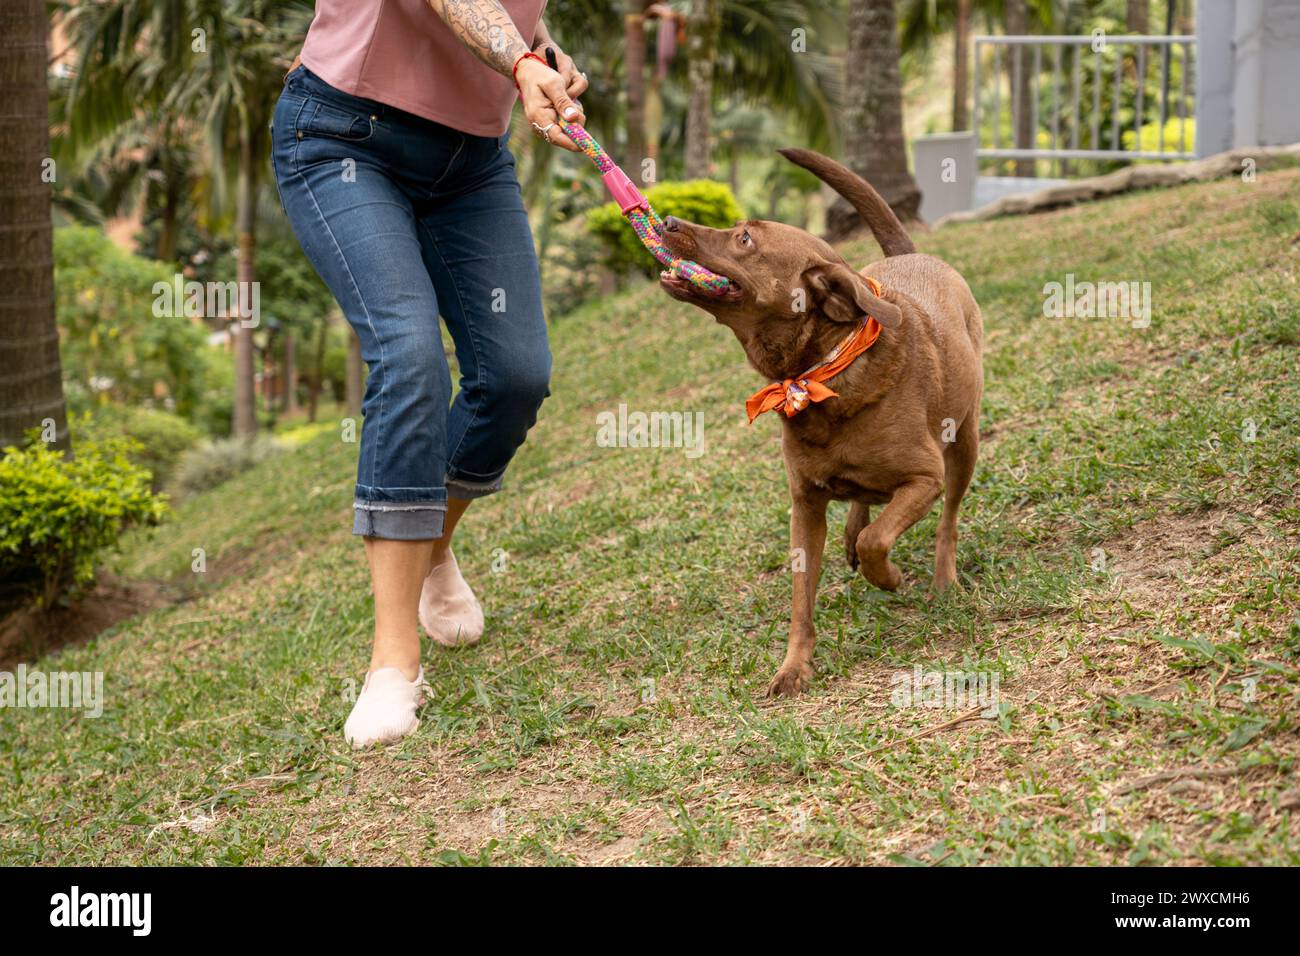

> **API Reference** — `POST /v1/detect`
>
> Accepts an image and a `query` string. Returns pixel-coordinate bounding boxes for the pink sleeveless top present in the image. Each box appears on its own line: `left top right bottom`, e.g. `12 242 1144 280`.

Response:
300 0 545 137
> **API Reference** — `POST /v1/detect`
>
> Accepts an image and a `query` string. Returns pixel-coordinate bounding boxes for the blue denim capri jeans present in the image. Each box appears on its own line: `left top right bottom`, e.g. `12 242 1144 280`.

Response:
272 66 551 540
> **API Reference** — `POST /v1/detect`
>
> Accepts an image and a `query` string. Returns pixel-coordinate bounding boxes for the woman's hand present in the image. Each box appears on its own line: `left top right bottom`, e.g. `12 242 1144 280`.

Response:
514 56 587 152
534 43 589 105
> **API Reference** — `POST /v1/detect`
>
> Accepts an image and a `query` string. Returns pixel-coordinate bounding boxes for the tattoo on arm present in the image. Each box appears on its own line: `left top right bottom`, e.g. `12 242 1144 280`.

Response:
427 0 531 76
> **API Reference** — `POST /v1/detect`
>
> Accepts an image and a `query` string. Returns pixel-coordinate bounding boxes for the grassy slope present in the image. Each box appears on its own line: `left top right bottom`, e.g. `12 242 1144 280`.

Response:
3 170 1299 866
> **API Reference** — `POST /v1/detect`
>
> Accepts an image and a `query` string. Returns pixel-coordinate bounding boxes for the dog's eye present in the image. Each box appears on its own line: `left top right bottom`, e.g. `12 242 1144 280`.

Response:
739 230 752 246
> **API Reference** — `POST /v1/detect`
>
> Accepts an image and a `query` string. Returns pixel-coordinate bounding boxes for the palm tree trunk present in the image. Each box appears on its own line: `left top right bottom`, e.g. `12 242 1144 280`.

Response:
345 327 364 418
308 313 329 423
0 0 69 452
1005 0 1034 177
283 330 298 414
232 125 258 438
623 0 648 171
684 0 720 179
832 0 920 237
952 0 971 130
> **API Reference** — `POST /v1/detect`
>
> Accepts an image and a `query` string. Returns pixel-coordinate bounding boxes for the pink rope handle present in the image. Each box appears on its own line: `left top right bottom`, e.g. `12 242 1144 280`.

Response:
563 123 732 297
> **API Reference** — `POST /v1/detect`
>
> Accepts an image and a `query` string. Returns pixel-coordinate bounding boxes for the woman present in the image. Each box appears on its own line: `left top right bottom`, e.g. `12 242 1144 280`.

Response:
272 0 586 747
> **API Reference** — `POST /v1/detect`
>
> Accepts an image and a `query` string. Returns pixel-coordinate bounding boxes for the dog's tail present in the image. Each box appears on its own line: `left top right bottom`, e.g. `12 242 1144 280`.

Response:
778 148 917 257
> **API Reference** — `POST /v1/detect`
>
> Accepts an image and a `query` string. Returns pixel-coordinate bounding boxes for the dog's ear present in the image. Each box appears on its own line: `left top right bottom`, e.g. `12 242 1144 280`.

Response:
801 262 902 329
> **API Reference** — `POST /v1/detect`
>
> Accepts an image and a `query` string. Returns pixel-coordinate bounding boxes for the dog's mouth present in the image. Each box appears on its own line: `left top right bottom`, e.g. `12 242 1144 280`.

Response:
658 269 744 303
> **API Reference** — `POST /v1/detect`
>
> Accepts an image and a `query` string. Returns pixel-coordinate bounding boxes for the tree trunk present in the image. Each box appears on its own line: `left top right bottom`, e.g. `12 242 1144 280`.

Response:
0 0 70 452
308 313 329 422
283 329 298 413
232 126 259 438
684 0 720 179
158 179 179 263
952 0 971 131
645 65 662 164
157 132 181 262
1005 0 1034 177
830 0 920 238
345 326 363 418
1127 0 1150 34
623 0 648 173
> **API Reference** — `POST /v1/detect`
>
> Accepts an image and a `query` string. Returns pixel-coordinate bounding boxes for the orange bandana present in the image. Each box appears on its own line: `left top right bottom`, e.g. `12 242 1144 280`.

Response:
745 277 886 423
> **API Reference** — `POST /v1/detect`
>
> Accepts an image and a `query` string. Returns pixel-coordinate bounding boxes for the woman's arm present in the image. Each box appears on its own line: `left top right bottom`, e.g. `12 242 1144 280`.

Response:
426 0 585 149
426 0 529 75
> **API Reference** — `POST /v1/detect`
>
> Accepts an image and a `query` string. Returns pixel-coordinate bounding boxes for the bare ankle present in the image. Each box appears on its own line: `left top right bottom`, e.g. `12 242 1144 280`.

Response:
369 644 421 682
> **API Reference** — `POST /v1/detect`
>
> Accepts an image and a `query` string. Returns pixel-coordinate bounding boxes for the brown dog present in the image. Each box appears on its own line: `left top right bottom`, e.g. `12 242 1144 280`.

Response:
658 149 983 696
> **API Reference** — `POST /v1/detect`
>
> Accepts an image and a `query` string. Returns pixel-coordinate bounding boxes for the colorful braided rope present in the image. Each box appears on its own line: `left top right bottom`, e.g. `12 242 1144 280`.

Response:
563 123 732 297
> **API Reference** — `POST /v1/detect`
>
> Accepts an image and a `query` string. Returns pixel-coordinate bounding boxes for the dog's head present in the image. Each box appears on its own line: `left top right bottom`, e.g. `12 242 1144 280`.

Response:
658 216 901 381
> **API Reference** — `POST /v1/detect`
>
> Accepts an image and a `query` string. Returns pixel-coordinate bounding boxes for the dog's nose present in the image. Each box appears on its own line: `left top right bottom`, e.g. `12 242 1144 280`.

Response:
663 216 681 232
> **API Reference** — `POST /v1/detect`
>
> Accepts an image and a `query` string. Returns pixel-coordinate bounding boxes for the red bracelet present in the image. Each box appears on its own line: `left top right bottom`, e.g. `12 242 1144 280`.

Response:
512 51 548 91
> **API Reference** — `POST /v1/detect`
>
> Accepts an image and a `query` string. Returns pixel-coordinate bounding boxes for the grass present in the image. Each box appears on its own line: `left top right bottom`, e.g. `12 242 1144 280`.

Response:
3 169 1299 866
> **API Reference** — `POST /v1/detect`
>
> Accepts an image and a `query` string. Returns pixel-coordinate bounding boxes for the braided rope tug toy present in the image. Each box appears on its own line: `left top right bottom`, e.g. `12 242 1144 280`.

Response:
526 46 729 296
561 122 733 298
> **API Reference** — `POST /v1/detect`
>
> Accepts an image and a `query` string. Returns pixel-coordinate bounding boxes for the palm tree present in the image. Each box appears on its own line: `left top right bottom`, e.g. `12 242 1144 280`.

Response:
1 0 71 451
59 0 312 438
543 0 837 186
624 0 650 169
713 0 842 151
53 1 203 263
899 0 995 133
678 0 843 180
684 0 721 178
953 0 972 130
832 0 919 236
175 2 313 437
50 108 200 263
1005 0 1034 176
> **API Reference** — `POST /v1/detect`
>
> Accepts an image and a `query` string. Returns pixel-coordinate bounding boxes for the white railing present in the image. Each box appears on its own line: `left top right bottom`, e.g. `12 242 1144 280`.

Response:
973 34 1196 163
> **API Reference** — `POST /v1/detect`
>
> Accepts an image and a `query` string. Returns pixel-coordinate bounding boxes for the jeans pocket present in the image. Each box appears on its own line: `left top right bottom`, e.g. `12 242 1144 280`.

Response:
298 100 375 143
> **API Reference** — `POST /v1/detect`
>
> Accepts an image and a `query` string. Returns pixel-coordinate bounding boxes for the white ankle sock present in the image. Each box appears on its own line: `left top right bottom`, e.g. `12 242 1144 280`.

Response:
343 666 426 748
418 551 485 647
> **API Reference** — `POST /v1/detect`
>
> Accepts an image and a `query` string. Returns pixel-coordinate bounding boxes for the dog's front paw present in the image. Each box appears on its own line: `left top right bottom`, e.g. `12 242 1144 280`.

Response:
858 553 902 591
766 663 813 698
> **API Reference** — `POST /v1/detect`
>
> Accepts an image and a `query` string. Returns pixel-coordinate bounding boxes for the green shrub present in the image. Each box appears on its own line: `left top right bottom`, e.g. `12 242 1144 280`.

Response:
172 436 283 499
587 180 744 277
0 438 166 609
189 346 236 439
1123 117 1197 158
81 407 202 491
322 345 348 402
541 216 606 317
54 226 216 419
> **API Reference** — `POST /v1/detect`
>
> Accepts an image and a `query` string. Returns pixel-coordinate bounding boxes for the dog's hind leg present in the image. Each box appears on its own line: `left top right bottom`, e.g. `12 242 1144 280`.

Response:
768 488 829 697
934 419 978 592
855 476 943 591
844 501 870 570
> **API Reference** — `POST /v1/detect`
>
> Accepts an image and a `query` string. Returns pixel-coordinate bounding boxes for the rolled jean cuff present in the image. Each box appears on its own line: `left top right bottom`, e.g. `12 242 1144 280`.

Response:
352 500 446 540
446 473 504 501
